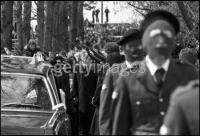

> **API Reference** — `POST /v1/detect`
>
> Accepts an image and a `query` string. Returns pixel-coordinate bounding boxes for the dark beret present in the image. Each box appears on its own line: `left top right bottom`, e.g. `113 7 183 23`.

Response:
117 29 141 46
140 10 180 35
104 42 120 54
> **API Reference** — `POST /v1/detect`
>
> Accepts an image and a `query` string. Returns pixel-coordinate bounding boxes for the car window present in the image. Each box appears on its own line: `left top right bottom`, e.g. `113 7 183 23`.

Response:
1 74 52 111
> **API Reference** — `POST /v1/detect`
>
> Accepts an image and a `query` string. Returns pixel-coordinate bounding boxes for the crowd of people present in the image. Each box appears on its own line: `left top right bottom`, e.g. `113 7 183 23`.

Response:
1 9 199 135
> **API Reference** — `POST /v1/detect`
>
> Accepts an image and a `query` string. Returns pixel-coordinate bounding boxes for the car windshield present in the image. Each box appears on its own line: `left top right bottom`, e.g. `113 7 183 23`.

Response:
1 73 52 111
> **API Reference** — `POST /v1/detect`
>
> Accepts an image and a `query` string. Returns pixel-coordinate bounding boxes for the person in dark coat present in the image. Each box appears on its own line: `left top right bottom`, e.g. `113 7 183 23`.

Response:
99 29 144 135
90 42 125 135
111 10 198 135
105 8 110 22
71 54 98 135
95 9 100 23
160 79 199 135
51 56 71 109
92 10 96 23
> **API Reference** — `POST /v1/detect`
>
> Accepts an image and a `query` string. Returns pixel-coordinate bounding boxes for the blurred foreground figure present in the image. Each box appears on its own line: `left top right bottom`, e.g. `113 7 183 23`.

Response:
111 10 198 135
160 80 199 135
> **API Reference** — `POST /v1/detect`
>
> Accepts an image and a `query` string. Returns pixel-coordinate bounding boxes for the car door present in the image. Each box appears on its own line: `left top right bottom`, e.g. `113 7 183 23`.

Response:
1 73 54 135
1 109 53 135
42 104 72 135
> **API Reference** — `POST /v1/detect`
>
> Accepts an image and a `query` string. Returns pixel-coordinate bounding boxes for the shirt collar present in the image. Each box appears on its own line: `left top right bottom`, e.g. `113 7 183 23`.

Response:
146 55 170 76
125 61 132 68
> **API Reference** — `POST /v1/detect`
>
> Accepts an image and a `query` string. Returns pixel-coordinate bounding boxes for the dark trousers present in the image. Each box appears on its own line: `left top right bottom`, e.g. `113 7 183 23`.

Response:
90 107 100 135
79 112 94 135
106 15 109 22
68 111 79 135
96 16 99 23
92 16 95 23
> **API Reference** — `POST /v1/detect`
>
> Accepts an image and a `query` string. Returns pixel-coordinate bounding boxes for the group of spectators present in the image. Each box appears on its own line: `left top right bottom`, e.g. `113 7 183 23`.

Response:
1 9 199 136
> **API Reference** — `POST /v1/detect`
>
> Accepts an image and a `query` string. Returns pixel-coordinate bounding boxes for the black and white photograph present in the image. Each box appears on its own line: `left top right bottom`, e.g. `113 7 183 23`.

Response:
1 1 199 135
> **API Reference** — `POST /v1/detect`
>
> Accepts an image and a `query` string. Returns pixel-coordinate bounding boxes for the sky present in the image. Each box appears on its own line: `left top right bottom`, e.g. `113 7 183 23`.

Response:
31 1 143 30
83 1 143 23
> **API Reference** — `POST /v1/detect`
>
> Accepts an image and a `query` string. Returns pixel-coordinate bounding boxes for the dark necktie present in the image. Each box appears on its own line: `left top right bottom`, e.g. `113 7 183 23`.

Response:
155 68 165 88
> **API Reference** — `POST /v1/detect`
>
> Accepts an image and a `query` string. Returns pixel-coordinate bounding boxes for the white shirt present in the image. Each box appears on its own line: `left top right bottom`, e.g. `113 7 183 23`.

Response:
146 55 170 81
125 61 133 69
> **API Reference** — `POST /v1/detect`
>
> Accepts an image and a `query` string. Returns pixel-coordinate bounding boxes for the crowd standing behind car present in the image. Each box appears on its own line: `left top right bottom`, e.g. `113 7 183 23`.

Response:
1 10 199 135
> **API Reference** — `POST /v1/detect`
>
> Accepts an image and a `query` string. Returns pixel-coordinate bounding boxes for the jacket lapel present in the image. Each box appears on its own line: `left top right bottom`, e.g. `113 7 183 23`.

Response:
137 60 159 96
159 60 180 97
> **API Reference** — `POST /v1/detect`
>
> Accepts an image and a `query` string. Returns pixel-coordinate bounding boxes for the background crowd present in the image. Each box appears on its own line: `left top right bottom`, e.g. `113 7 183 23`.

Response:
1 9 199 136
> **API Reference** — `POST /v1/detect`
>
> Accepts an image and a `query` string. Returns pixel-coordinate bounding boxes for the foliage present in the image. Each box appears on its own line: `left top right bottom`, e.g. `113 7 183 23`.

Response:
126 1 199 49
83 1 97 10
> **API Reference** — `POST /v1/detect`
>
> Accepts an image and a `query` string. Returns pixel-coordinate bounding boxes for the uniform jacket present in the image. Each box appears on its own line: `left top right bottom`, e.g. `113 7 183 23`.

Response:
161 79 199 135
99 62 128 135
111 59 198 135
90 54 125 135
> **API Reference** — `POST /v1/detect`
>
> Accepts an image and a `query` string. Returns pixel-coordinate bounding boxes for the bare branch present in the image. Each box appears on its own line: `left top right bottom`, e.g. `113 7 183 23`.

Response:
127 2 152 12
134 8 146 17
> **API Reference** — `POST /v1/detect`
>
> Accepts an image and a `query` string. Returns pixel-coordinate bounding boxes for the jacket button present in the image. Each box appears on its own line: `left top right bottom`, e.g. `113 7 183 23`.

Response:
159 98 163 102
136 101 141 105
160 111 165 116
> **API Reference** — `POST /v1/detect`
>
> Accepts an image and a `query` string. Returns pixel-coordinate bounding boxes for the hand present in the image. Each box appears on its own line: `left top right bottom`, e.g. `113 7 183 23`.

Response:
73 97 78 104
91 97 95 105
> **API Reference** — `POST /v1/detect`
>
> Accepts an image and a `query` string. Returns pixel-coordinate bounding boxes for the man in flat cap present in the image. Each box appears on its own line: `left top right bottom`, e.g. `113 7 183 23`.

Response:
99 29 144 135
111 10 198 135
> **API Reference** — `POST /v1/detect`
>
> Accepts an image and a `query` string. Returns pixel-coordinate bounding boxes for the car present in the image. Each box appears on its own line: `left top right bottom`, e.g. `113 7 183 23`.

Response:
1 55 72 135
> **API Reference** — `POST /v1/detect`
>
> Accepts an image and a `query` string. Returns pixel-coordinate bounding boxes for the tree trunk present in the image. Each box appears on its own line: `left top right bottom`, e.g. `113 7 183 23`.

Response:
23 1 31 45
51 1 69 52
69 1 78 49
1 1 14 50
16 1 23 51
44 1 54 52
78 1 84 40
64 3 70 52
176 1 194 31
37 1 44 50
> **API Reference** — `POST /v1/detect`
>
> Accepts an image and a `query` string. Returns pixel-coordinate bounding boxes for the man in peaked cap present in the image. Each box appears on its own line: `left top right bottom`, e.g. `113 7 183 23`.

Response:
111 10 198 135
99 29 144 135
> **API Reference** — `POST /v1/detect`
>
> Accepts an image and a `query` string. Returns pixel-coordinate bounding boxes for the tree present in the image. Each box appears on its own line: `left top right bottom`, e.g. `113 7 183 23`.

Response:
176 1 199 41
69 1 78 49
15 1 23 52
37 1 44 49
43 1 54 52
126 1 199 48
52 1 69 52
78 1 84 40
83 1 97 11
23 1 32 45
1 1 14 50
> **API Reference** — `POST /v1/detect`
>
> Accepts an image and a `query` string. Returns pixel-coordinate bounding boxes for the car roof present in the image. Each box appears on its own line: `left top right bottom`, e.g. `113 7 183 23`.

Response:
1 55 52 76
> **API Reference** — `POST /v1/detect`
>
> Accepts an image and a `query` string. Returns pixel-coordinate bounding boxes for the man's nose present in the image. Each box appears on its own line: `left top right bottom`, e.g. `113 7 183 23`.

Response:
157 35 165 44
155 36 167 48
